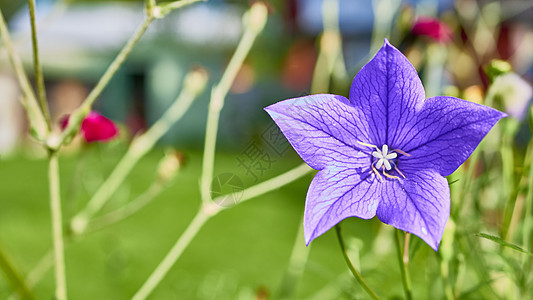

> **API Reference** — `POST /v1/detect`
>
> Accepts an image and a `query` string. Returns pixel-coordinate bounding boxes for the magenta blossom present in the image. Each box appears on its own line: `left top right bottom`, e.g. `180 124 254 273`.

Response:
61 111 118 143
265 40 505 250
412 17 452 43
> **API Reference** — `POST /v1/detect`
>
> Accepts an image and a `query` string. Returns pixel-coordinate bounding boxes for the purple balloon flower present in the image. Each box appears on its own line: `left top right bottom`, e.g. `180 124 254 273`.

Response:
265 40 506 250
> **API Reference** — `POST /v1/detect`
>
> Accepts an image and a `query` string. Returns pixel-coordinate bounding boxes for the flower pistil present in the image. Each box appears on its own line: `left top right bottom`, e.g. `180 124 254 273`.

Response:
358 141 410 181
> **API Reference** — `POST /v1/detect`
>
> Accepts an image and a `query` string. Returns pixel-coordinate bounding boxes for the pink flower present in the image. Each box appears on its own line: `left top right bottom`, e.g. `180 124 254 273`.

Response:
412 17 452 43
61 111 118 143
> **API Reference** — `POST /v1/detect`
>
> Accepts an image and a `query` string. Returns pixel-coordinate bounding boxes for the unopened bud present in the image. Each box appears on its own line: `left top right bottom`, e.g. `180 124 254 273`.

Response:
184 67 209 97
157 149 184 183
488 72 532 119
244 2 268 33
485 59 512 82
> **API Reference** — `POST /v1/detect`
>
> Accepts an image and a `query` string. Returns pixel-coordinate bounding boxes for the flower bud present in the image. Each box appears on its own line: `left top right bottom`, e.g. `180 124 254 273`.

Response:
485 59 512 82
183 67 209 97
488 72 532 119
156 149 184 183
244 2 268 34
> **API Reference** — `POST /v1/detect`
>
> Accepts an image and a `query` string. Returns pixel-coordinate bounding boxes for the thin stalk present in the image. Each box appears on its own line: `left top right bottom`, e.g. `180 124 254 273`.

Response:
56 0 204 148
157 0 206 17
132 208 211 300
70 69 206 235
0 244 35 299
145 0 156 11
56 15 154 148
279 215 311 300
0 8 48 139
27 0 51 127
219 163 312 209
21 162 312 298
200 4 267 204
87 182 164 233
335 225 381 300
500 119 519 241
8 251 53 300
48 153 67 300
524 139 533 252
395 230 413 300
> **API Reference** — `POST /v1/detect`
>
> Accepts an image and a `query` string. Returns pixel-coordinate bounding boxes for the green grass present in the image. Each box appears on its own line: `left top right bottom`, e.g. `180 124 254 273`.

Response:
1 143 509 299
0 146 378 299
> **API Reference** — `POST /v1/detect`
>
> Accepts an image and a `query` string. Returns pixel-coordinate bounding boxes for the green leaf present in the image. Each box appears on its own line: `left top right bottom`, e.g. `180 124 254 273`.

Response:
475 233 533 256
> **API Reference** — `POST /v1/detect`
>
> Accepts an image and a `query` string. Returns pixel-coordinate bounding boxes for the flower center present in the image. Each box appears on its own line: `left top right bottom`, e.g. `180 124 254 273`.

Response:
357 141 411 181
372 144 396 171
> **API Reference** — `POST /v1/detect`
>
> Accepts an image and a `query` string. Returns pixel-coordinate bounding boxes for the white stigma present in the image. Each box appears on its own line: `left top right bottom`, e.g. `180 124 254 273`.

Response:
372 144 397 171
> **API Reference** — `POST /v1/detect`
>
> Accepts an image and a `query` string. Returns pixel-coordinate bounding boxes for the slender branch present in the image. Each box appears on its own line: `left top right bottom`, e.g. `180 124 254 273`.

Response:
70 69 207 235
335 225 381 300
48 153 67 300
395 230 412 300
217 163 313 209
27 0 51 127
157 0 206 18
87 182 164 233
200 2 268 204
0 8 48 139
54 15 154 148
8 251 53 300
132 162 310 299
132 208 211 300
279 215 310 300
0 244 35 300
53 0 206 149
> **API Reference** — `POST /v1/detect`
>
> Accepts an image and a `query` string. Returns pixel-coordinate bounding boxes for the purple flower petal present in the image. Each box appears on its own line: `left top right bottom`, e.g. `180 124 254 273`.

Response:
304 166 379 244
377 169 449 250
349 39 425 147
264 94 371 170
398 96 507 176
264 40 506 251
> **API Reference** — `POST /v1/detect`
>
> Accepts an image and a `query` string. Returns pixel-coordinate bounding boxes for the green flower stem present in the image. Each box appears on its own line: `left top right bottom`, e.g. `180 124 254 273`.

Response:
56 0 206 148
48 153 67 300
156 0 206 18
145 0 156 12
395 230 412 300
279 214 311 300
132 208 210 300
54 15 154 148
370 0 400 53
311 0 347 94
27 0 51 127
218 163 312 210
199 2 268 204
8 251 53 300
70 69 207 235
133 163 312 299
19 163 311 298
0 8 48 139
86 181 164 233
524 139 533 252
0 244 35 300
335 225 381 300
500 119 520 241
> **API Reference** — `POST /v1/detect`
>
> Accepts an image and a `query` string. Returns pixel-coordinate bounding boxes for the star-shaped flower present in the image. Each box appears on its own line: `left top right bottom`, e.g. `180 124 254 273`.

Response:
265 40 506 250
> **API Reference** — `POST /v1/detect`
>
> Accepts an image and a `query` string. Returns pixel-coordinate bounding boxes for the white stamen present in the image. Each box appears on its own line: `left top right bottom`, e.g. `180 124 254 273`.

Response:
385 152 397 159
382 144 388 156
383 159 392 171
376 158 384 169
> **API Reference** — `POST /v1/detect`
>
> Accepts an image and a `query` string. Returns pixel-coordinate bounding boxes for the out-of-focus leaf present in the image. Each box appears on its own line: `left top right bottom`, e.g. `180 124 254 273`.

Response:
476 233 533 256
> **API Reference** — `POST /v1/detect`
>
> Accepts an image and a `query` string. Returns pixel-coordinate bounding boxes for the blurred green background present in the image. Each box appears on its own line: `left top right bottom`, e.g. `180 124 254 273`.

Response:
1 0 533 299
